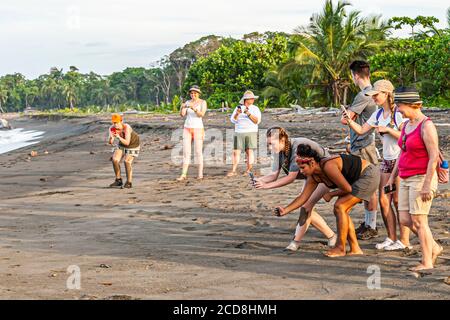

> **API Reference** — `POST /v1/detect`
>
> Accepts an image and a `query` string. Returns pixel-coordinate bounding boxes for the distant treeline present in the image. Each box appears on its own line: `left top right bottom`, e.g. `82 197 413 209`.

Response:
0 1 449 113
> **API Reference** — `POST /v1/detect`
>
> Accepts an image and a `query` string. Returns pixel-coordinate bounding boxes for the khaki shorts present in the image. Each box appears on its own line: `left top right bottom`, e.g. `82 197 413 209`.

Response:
398 174 438 215
351 142 379 165
233 132 258 150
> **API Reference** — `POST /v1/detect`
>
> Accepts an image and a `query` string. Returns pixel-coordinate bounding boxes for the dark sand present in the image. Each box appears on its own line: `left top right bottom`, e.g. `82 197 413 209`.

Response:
0 110 448 299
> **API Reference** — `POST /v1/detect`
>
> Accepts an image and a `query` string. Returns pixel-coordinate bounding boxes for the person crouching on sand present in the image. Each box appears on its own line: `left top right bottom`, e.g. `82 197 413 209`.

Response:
108 113 141 188
254 127 337 251
278 143 380 257
178 85 207 181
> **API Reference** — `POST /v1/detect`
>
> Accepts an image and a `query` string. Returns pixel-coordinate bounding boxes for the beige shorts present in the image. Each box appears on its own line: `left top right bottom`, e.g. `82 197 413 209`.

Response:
398 174 438 215
351 142 379 165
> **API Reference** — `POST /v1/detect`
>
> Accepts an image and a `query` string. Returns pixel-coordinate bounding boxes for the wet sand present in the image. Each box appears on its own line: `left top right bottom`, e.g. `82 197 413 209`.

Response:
0 111 448 300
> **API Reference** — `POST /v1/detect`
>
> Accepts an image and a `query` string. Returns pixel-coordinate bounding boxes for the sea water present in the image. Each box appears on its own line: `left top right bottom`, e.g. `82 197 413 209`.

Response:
0 128 45 155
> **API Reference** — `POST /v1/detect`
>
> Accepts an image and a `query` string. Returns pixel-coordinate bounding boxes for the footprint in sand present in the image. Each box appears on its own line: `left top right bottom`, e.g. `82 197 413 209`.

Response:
182 226 198 231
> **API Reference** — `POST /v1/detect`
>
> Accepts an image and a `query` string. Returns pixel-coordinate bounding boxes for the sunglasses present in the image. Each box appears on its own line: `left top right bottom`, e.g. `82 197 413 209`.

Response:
402 134 407 152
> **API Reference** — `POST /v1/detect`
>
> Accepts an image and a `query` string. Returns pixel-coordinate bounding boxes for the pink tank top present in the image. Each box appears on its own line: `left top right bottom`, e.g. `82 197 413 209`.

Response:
398 118 430 179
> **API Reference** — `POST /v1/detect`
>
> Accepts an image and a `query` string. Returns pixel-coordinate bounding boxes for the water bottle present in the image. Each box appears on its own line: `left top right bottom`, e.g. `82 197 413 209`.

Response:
439 160 449 184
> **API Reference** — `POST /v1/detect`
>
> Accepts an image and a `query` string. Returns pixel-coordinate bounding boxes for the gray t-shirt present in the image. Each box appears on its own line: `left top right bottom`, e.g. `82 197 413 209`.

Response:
348 86 377 152
272 137 330 179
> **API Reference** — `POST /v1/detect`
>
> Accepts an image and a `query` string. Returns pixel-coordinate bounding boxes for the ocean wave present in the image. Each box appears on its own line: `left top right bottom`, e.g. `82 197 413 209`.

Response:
0 128 45 154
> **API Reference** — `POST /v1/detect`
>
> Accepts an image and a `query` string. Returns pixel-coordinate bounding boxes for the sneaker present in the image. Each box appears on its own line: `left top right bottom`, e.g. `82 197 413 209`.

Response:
123 181 132 189
384 240 412 251
355 222 366 235
357 226 378 240
109 178 123 188
284 240 301 252
327 233 337 247
375 237 395 250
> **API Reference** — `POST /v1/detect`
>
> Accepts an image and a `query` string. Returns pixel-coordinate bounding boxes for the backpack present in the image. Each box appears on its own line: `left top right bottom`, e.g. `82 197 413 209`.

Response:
375 106 400 129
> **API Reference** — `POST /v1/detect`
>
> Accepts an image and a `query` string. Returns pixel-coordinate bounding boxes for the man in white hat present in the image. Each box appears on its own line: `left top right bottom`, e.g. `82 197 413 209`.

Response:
227 90 262 176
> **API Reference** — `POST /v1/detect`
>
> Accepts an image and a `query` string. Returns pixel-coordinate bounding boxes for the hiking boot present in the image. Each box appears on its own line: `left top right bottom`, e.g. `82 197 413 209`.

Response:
355 222 366 235
357 226 378 240
109 178 123 188
123 181 132 189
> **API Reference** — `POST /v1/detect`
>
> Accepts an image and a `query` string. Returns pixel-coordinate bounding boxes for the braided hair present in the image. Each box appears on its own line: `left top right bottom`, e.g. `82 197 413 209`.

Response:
267 126 291 168
387 92 397 128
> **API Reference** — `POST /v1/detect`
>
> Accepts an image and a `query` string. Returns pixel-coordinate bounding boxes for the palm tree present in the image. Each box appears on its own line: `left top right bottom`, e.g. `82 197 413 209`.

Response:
0 85 8 113
63 83 77 110
291 0 390 106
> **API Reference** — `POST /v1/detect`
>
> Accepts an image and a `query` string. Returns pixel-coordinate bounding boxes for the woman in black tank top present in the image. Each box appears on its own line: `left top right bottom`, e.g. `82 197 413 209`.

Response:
275 143 379 258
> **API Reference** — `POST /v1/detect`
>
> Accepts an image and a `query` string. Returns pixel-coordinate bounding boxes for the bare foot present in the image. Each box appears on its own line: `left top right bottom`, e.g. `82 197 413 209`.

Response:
226 171 237 177
432 244 443 265
196 176 204 180
409 264 434 272
347 249 364 256
324 247 346 258
176 175 187 181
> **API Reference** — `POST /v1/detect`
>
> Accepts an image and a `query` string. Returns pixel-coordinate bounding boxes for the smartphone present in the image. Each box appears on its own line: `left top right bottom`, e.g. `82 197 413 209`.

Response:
383 184 397 194
273 208 281 217
249 172 256 186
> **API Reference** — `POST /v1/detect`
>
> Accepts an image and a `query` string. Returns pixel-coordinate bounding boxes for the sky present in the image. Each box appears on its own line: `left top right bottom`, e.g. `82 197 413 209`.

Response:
1 0 448 79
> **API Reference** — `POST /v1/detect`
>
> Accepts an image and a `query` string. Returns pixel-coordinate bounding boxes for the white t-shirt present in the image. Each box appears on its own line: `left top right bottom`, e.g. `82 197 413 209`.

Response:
230 104 262 133
184 100 207 129
366 107 407 160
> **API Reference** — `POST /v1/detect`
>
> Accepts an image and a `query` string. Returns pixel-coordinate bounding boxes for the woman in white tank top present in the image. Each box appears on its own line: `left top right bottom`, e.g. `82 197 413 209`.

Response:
178 85 207 181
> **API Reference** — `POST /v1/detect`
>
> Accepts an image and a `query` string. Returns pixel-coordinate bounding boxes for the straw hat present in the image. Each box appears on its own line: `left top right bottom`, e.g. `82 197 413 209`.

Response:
189 85 201 94
394 86 423 105
239 90 259 105
365 80 394 96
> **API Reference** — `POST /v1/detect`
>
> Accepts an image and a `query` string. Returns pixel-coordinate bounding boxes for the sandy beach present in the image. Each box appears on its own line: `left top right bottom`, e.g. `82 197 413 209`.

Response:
0 111 448 300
